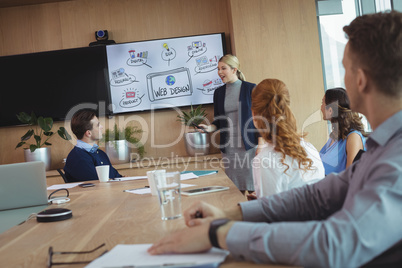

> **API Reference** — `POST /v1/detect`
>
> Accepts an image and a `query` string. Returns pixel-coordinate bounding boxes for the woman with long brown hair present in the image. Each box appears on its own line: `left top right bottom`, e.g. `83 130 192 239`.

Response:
251 79 324 198
319 87 367 175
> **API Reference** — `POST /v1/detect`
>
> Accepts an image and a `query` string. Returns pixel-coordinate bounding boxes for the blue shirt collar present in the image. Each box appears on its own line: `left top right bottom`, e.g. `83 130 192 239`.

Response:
76 140 99 153
368 110 402 147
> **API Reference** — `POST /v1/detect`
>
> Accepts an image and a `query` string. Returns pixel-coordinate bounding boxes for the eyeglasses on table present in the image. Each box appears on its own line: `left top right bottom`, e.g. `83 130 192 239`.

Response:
47 243 107 268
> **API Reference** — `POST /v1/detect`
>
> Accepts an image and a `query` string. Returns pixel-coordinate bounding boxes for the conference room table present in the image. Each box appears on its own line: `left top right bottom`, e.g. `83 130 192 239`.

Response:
0 162 291 268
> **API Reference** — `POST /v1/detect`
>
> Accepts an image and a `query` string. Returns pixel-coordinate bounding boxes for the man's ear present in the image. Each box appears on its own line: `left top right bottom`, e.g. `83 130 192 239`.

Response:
84 129 92 138
356 68 368 93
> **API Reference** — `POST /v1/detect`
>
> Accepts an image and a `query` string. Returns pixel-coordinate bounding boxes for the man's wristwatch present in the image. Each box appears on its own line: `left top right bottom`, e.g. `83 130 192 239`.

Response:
209 218 230 248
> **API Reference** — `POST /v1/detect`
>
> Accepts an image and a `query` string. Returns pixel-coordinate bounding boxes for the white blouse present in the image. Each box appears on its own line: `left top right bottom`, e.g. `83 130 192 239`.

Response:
252 139 325 198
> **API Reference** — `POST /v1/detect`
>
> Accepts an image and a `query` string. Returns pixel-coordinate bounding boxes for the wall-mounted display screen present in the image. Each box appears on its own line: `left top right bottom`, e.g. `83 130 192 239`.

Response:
106 33 226 114
0 46 110 127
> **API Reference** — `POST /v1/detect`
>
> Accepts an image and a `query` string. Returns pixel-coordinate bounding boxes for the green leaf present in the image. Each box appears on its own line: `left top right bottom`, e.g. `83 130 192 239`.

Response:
38 116 53 132
15 112 71 151
177 105 207 127
114 124 120 140
103 128 111 143
34 135 41 144
16 112 31 124
15 141 26 149
100 124 145 154
29 144 38 152
21 129 34 141
58 127 72 140
44 131 54 137
30 112 38 125
137 143 145 159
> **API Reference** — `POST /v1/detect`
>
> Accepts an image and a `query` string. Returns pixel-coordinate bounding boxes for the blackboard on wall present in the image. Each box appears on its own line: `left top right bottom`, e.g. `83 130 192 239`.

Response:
106 33 226 114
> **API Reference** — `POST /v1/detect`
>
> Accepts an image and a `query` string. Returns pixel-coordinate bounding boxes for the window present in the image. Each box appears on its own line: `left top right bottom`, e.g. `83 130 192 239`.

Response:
316 0 394 133
318 0 357 90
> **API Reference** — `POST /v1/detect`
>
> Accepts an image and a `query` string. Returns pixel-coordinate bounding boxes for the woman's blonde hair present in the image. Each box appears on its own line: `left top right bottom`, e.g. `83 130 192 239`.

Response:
251 79 313 173
219 54 246 81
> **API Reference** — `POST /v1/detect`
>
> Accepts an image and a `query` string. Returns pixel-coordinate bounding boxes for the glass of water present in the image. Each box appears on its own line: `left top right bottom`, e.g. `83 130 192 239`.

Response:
154 170 182 220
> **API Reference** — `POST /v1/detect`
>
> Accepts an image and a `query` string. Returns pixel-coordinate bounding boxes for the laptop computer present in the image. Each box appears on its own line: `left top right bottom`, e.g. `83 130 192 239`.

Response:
0 161 49 233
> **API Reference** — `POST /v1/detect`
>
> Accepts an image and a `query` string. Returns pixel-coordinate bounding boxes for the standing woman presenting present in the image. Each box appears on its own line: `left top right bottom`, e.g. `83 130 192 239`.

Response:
199 55 258 193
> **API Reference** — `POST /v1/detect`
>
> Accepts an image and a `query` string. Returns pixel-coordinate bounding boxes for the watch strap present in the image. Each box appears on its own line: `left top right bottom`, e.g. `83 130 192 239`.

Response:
209 218 230 248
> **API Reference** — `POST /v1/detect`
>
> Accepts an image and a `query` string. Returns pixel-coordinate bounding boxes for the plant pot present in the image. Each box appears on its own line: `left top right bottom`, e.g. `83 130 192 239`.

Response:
184 132 210 156
106 140 130 164
24 147 51 171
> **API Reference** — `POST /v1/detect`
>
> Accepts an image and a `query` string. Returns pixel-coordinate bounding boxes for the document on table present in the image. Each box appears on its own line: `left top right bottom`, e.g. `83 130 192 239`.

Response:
47 183 82 190
181 170 218 177
179 172 199 180
85 244 229 268
125 183 196 195
113 174 198 181
112 175 148 181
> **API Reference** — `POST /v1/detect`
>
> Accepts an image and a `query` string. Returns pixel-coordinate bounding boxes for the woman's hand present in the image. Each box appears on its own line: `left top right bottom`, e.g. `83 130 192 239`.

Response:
197 124 217 133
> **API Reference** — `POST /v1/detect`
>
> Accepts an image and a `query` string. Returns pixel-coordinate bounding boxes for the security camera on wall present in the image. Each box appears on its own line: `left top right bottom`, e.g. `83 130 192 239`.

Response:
89 30 116 46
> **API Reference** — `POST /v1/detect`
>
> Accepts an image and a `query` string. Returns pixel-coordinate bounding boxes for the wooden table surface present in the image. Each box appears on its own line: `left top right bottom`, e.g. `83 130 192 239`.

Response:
0 163 290 268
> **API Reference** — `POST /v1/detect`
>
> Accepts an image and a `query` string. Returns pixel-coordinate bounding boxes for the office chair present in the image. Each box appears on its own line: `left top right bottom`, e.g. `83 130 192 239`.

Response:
56 169 69 183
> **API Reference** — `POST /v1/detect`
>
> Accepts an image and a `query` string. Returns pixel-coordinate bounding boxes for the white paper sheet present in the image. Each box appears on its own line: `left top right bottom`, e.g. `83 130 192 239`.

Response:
112 173 198 182
47 183 82 190
179 172 199 180
85 244 229 268
112 175 148 181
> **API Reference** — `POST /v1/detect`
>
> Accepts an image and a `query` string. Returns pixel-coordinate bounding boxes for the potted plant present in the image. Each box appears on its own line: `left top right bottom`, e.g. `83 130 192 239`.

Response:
102 124 145 164
15 112 72 171
177 105 210 156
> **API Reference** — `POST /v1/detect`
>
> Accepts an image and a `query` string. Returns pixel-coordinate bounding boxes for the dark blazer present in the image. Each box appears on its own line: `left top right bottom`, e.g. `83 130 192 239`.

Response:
212 81 258 153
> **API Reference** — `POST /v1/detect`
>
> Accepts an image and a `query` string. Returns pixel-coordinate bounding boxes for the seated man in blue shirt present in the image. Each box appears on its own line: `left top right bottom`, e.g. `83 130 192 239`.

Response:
148 11 402 267
64 109 122 182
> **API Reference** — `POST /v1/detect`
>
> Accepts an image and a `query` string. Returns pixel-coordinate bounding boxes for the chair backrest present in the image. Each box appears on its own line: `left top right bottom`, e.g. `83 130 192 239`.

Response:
57 169 69 183
353 149 365 163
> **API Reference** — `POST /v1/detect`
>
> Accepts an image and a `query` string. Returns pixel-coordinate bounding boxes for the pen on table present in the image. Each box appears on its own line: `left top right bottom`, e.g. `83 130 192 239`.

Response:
123 186 149 192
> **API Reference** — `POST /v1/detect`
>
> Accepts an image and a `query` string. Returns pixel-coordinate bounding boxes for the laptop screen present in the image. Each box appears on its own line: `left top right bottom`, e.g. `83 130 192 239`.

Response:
0 161 48 211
